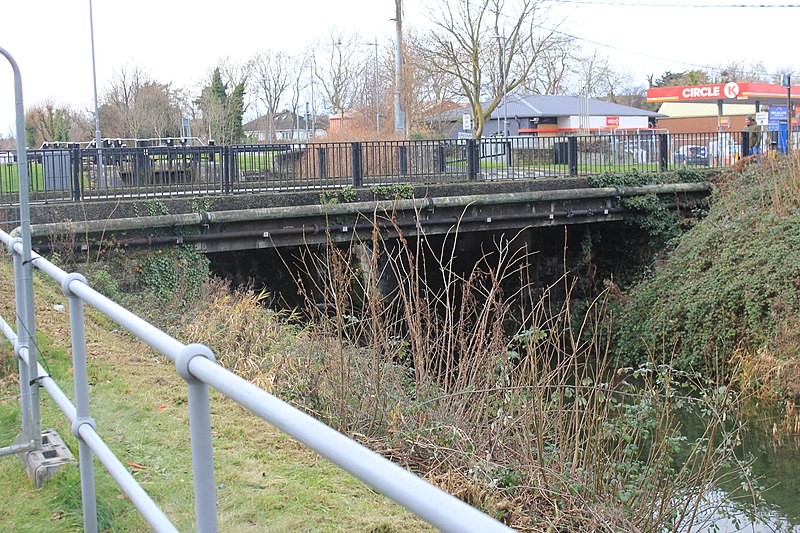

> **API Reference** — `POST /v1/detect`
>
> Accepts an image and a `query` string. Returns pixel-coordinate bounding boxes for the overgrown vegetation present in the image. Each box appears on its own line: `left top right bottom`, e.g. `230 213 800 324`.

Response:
612 157 800 397
177 224 756 530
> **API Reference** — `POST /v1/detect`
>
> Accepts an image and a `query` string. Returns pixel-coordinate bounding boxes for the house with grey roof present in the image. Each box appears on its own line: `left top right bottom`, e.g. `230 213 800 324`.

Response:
436 94 663 138
244 111 329 143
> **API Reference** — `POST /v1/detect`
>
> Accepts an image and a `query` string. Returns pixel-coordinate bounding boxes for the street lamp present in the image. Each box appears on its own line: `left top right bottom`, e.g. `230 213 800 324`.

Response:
364 38 380 132
89 0 103 184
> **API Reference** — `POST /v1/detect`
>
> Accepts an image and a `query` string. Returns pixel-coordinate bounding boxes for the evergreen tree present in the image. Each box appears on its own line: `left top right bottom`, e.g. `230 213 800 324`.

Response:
197 67 247 144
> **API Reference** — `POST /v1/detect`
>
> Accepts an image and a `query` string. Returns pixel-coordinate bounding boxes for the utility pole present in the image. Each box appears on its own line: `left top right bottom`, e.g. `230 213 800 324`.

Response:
309 52 316 140
394 0 405 137
89 0 104 185
372 38 379 132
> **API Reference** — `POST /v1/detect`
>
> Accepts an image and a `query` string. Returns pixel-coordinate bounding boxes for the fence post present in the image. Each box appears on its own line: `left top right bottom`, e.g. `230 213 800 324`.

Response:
71 146 82 201
467 139 479 180
438 143 446 173
741 131 750 158
567 137 578 176
176 345 219 533
351 142 363 187
659 134 669 172
62 273 98 533
399 145 408 176
221 147 231 194
505 140 512 168
9 239 33 446
317 147 327 179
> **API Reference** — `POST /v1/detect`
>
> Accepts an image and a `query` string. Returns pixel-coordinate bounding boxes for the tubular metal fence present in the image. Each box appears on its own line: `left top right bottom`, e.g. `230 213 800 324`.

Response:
0 227 513 532
0 131 755 203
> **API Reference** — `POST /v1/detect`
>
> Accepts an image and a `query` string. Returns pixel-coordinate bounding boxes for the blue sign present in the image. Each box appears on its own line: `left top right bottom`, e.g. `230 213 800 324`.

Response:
770 106 788 120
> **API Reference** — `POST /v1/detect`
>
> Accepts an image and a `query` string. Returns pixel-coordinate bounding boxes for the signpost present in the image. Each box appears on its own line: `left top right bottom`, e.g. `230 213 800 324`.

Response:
462 113 472 133
782 74 792 154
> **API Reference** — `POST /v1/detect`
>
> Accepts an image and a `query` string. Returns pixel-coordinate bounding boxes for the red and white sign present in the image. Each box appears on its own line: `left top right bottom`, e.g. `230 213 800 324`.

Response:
646 82 800 104
720 117 729 128
605 116 620 127
723 82 741 99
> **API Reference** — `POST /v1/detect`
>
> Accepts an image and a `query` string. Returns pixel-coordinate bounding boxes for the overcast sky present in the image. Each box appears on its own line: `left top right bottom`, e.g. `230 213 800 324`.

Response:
0 0 797 138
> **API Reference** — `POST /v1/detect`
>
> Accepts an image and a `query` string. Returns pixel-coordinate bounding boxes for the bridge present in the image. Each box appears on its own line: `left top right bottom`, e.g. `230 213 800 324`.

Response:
0 134 718 253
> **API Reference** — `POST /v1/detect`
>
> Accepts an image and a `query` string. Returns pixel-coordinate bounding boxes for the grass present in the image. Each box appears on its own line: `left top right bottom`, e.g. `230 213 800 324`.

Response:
1 162 45 194
0 261 429 531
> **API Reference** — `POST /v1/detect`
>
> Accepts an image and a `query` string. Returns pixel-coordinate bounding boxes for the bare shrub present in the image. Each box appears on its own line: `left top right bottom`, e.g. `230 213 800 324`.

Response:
280 216 756 530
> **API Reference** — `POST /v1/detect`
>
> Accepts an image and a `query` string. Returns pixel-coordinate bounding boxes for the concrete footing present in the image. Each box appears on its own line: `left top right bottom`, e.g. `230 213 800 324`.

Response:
18 429 75 488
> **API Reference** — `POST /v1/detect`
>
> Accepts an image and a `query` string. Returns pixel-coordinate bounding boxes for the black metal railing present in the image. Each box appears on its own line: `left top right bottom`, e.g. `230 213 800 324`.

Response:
0 132 751 203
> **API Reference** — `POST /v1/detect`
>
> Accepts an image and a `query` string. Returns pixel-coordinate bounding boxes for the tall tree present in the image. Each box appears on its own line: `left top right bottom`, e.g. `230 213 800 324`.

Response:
25 101 91 148
100 65 185 140
650 70 709 88
424 0 554 138
252 50 296 142
524 34 576 95
315 30 364 126
403 31 461 134
196 66 248 144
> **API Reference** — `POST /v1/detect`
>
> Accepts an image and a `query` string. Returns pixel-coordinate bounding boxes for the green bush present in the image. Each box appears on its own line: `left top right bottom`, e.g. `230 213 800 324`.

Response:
613 160 800 372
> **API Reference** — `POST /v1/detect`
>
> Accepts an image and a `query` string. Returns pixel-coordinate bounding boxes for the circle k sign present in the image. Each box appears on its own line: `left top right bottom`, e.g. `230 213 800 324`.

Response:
723 82 741 99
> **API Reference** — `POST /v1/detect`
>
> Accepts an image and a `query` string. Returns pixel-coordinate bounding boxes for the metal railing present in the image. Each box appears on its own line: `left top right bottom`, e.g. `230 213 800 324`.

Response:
0 131 754 204
0 226 512 532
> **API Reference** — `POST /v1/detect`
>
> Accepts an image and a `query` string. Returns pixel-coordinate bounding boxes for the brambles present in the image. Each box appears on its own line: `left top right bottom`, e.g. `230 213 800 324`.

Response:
613 157 800 387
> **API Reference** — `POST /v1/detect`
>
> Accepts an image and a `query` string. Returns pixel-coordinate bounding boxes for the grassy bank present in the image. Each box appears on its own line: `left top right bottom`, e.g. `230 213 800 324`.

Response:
612 156 800 398
0 160 769 530
0 259 428 531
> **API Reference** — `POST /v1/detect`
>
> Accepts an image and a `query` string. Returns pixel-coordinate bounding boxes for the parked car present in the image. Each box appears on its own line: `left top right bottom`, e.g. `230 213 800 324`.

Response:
672 145 708 166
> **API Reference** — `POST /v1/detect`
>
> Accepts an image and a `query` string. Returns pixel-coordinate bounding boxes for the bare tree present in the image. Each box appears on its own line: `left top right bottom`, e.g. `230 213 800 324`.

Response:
315 30 365 129
424 0 554 138
100 65 184 140
715 61 770 83
252 50 298 142
404 31 461 135
524 34 575 95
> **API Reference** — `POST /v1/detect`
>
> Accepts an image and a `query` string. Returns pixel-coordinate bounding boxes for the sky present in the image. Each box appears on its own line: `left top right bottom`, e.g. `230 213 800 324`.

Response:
0 0 797 139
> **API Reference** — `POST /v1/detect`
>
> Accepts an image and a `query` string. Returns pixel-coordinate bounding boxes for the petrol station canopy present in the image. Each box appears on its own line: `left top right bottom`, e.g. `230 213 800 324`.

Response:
646 82 800 108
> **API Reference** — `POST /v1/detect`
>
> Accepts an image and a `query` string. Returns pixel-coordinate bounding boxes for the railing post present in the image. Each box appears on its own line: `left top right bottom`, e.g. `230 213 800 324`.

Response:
467 139 479 180
438 143 447 173
1 47 41 450
71 146 82 201
505 139 512 168
176 345 218 533
398 145 408 176
222 147 231 194
10 239 33 446
567 136 578 176
317 147 327 179
62 273 98 533
658 134 669 172
741 131 750 158
351 142 363 187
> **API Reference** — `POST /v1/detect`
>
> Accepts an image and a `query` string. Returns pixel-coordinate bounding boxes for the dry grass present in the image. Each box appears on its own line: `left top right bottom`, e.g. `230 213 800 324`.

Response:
184 212 756 531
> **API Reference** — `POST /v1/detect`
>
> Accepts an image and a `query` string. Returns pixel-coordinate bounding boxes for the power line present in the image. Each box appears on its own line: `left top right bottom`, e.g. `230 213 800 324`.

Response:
544 26 723 73
548 0 800 7
487 4 770 74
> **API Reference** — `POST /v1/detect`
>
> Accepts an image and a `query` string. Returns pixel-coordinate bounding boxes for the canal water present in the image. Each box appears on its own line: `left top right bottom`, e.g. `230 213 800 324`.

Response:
689 400 800 532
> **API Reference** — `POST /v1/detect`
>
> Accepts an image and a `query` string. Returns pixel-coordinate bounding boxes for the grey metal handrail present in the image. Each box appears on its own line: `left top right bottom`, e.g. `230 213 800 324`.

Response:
0 227 513 532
